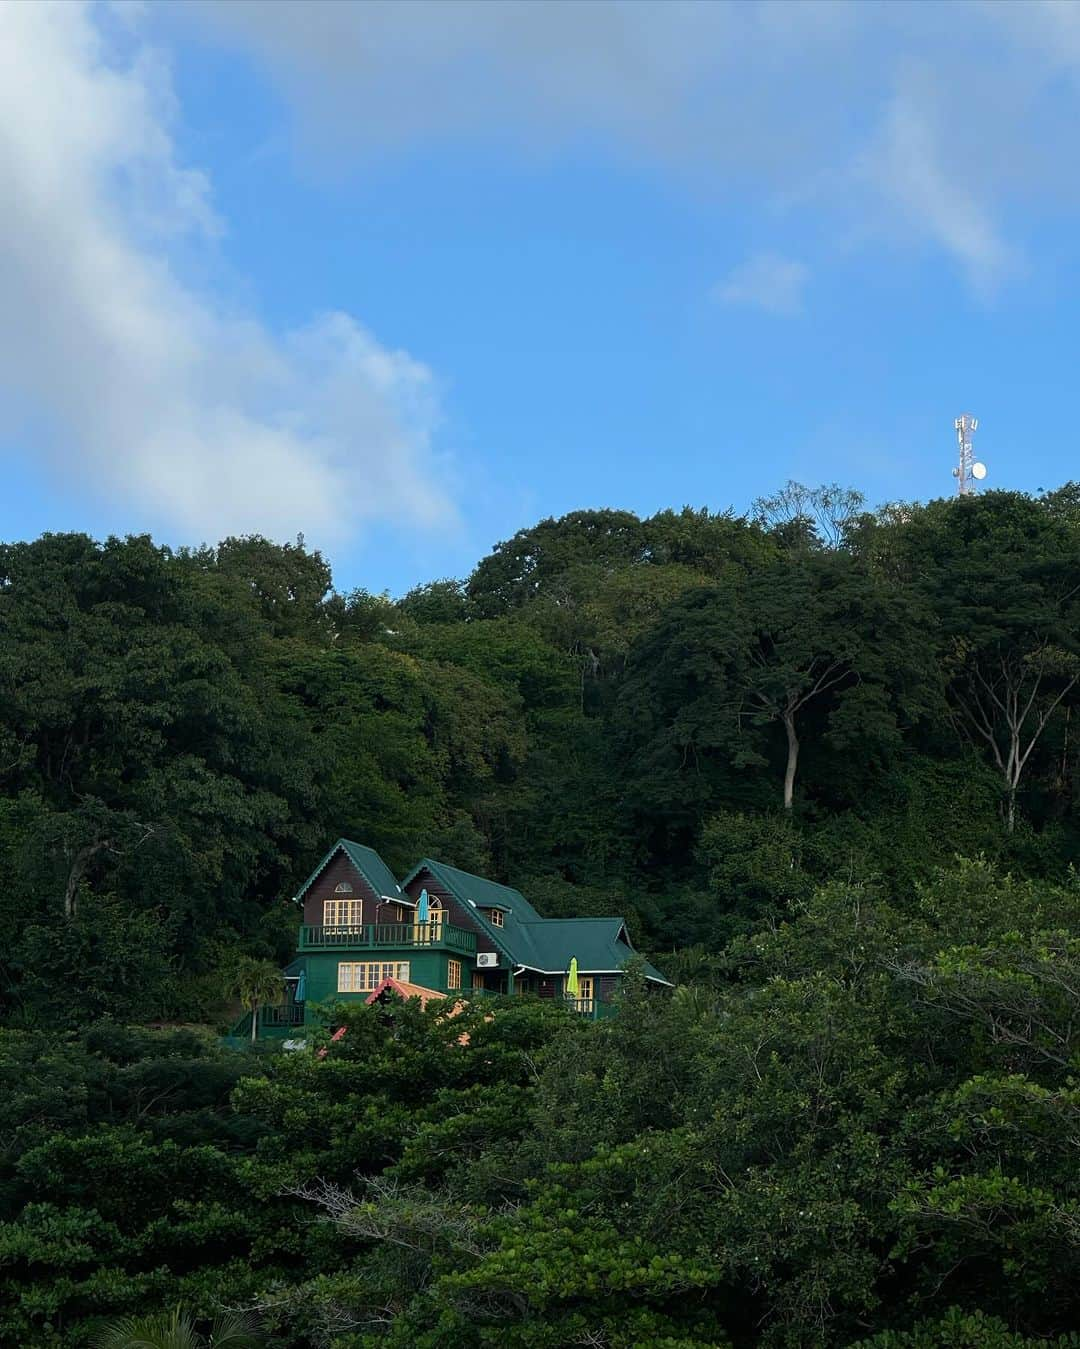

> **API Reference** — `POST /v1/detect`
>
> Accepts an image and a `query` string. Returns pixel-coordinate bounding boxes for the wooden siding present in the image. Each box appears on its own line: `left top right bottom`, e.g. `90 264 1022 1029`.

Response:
301 851 405 928
404 870 501 960
597 975 618 1003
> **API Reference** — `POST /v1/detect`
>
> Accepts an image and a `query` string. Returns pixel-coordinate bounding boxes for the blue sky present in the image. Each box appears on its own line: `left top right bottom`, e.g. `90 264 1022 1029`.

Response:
2 2 1079 595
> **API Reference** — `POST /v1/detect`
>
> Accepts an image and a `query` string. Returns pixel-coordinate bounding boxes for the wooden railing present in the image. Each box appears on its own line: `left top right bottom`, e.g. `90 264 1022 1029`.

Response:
298 922 477 955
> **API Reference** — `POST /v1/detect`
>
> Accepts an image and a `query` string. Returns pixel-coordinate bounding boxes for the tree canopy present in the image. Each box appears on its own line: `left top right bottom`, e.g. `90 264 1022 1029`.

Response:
1 485 1079 1345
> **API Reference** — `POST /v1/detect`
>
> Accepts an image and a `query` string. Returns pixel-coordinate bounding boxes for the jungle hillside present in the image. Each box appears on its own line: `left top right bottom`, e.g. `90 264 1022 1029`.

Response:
2 483 1080 1347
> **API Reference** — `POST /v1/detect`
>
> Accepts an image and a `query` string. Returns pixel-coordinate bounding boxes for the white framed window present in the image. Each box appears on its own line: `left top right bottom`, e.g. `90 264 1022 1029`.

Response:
488 909 504 928
447 959 462 990
570 975 595 1013
337 961 410 993
324 898 364 927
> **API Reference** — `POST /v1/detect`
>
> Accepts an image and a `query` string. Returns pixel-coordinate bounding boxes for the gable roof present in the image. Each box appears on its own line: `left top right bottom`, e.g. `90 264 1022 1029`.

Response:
402 857 670 985
365 977 446 1009
294 838 404 905
401 857 539 966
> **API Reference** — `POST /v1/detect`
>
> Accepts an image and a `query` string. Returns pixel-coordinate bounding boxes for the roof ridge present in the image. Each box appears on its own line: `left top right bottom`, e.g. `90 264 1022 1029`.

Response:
423 856 526 897
340 839 404 897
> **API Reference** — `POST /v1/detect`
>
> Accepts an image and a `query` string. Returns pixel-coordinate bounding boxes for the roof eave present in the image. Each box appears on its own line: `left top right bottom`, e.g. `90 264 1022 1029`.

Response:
514 965 672 983
292 838 348 906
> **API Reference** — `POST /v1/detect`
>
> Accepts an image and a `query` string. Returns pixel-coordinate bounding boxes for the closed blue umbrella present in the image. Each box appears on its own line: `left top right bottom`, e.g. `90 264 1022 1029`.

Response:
294 969 306 1003
417 888 430 923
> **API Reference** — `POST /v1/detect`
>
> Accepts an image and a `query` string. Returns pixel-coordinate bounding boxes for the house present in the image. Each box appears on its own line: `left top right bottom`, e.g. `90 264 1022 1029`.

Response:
246 838 671 1041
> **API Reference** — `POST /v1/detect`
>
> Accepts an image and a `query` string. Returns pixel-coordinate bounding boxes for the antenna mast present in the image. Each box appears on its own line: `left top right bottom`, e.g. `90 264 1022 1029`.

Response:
952 413 985 495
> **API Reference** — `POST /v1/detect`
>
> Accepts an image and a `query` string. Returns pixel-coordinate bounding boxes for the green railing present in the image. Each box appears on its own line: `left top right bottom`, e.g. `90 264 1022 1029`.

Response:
298 922 477 955
227 1002 305 1041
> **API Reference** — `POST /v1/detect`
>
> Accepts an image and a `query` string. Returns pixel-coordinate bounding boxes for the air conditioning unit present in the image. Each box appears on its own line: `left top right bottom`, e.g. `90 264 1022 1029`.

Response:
476 952 499 968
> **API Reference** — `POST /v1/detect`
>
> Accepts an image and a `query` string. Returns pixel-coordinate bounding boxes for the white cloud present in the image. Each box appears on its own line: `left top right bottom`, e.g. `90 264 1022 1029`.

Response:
715 253 809 315
858 80 1016 295
0 1 450 545
170 0 1080 293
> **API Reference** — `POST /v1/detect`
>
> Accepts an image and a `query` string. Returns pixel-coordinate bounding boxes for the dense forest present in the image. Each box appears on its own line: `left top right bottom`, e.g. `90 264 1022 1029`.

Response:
1 483 1079 1346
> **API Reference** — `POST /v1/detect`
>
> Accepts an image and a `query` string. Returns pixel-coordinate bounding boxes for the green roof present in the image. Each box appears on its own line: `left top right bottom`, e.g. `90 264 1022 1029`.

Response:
513 917 670 984
403 857 670 984
294 838 404 904
401 857 533 966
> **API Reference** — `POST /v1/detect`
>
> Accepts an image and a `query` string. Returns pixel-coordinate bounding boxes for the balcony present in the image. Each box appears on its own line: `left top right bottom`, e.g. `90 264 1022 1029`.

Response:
298 922 477 956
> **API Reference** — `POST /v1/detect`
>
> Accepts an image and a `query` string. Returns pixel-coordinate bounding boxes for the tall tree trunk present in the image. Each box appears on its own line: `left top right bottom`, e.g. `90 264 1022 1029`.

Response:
250 1003 259 1043
63 838 109 919
1005 786 1017 833
782 710 799 812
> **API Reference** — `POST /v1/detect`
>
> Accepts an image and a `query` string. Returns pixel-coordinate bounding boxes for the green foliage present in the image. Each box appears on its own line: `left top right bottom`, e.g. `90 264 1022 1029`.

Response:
92 1306 263 1349
2 489 1080 1344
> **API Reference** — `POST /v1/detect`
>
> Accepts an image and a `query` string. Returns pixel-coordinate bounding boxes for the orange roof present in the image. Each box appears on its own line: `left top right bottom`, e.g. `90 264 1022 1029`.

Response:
364 977 479 1044
365 977 447 1010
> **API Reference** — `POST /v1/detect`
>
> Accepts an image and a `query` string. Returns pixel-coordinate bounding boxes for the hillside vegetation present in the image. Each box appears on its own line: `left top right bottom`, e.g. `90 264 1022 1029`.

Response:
1 484 1079 1345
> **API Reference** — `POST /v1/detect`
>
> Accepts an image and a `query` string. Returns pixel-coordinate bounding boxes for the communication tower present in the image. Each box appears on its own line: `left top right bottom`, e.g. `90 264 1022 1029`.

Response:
952 414 986 495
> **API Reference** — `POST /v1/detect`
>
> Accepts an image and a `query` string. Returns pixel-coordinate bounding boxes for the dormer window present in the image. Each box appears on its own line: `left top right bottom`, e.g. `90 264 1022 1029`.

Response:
489 909 504 928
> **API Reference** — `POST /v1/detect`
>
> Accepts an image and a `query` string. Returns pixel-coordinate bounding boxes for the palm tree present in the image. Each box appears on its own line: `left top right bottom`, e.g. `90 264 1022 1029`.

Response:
671 983 721 1021
229 957 286 1043
93 1306 262 1349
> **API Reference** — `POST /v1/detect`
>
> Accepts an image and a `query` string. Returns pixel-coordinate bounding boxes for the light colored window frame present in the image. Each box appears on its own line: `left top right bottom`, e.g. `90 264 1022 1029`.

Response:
413 899 445 942
571 975 595 1012
324 898 363 927
489 908 504 927
337 960 410 993
447 958 462 990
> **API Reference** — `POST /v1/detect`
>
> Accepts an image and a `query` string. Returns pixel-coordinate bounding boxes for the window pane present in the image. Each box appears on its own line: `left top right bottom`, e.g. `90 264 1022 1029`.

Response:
325 899 362 927
338 961 410 994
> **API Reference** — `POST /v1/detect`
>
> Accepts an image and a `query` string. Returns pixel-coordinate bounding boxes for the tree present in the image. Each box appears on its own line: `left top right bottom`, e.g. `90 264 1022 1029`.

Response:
752 480 865 551
896 493 1080 830
466 509 647 616
953 641 1080 831
93 1307 261 1349
618 553 932 815
228 959 285 1043
396 577 471 626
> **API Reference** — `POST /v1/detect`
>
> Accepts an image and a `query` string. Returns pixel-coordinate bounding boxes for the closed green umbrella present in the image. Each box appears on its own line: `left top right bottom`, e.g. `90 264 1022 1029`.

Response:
566 957 580 999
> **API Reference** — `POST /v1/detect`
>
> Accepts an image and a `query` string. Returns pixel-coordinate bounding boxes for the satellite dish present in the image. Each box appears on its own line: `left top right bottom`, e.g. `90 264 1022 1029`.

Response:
971 462 987 480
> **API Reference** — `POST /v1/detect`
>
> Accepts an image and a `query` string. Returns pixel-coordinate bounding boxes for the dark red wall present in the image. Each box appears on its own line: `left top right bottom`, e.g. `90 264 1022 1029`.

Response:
302 851 406 927
403 870 500 957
